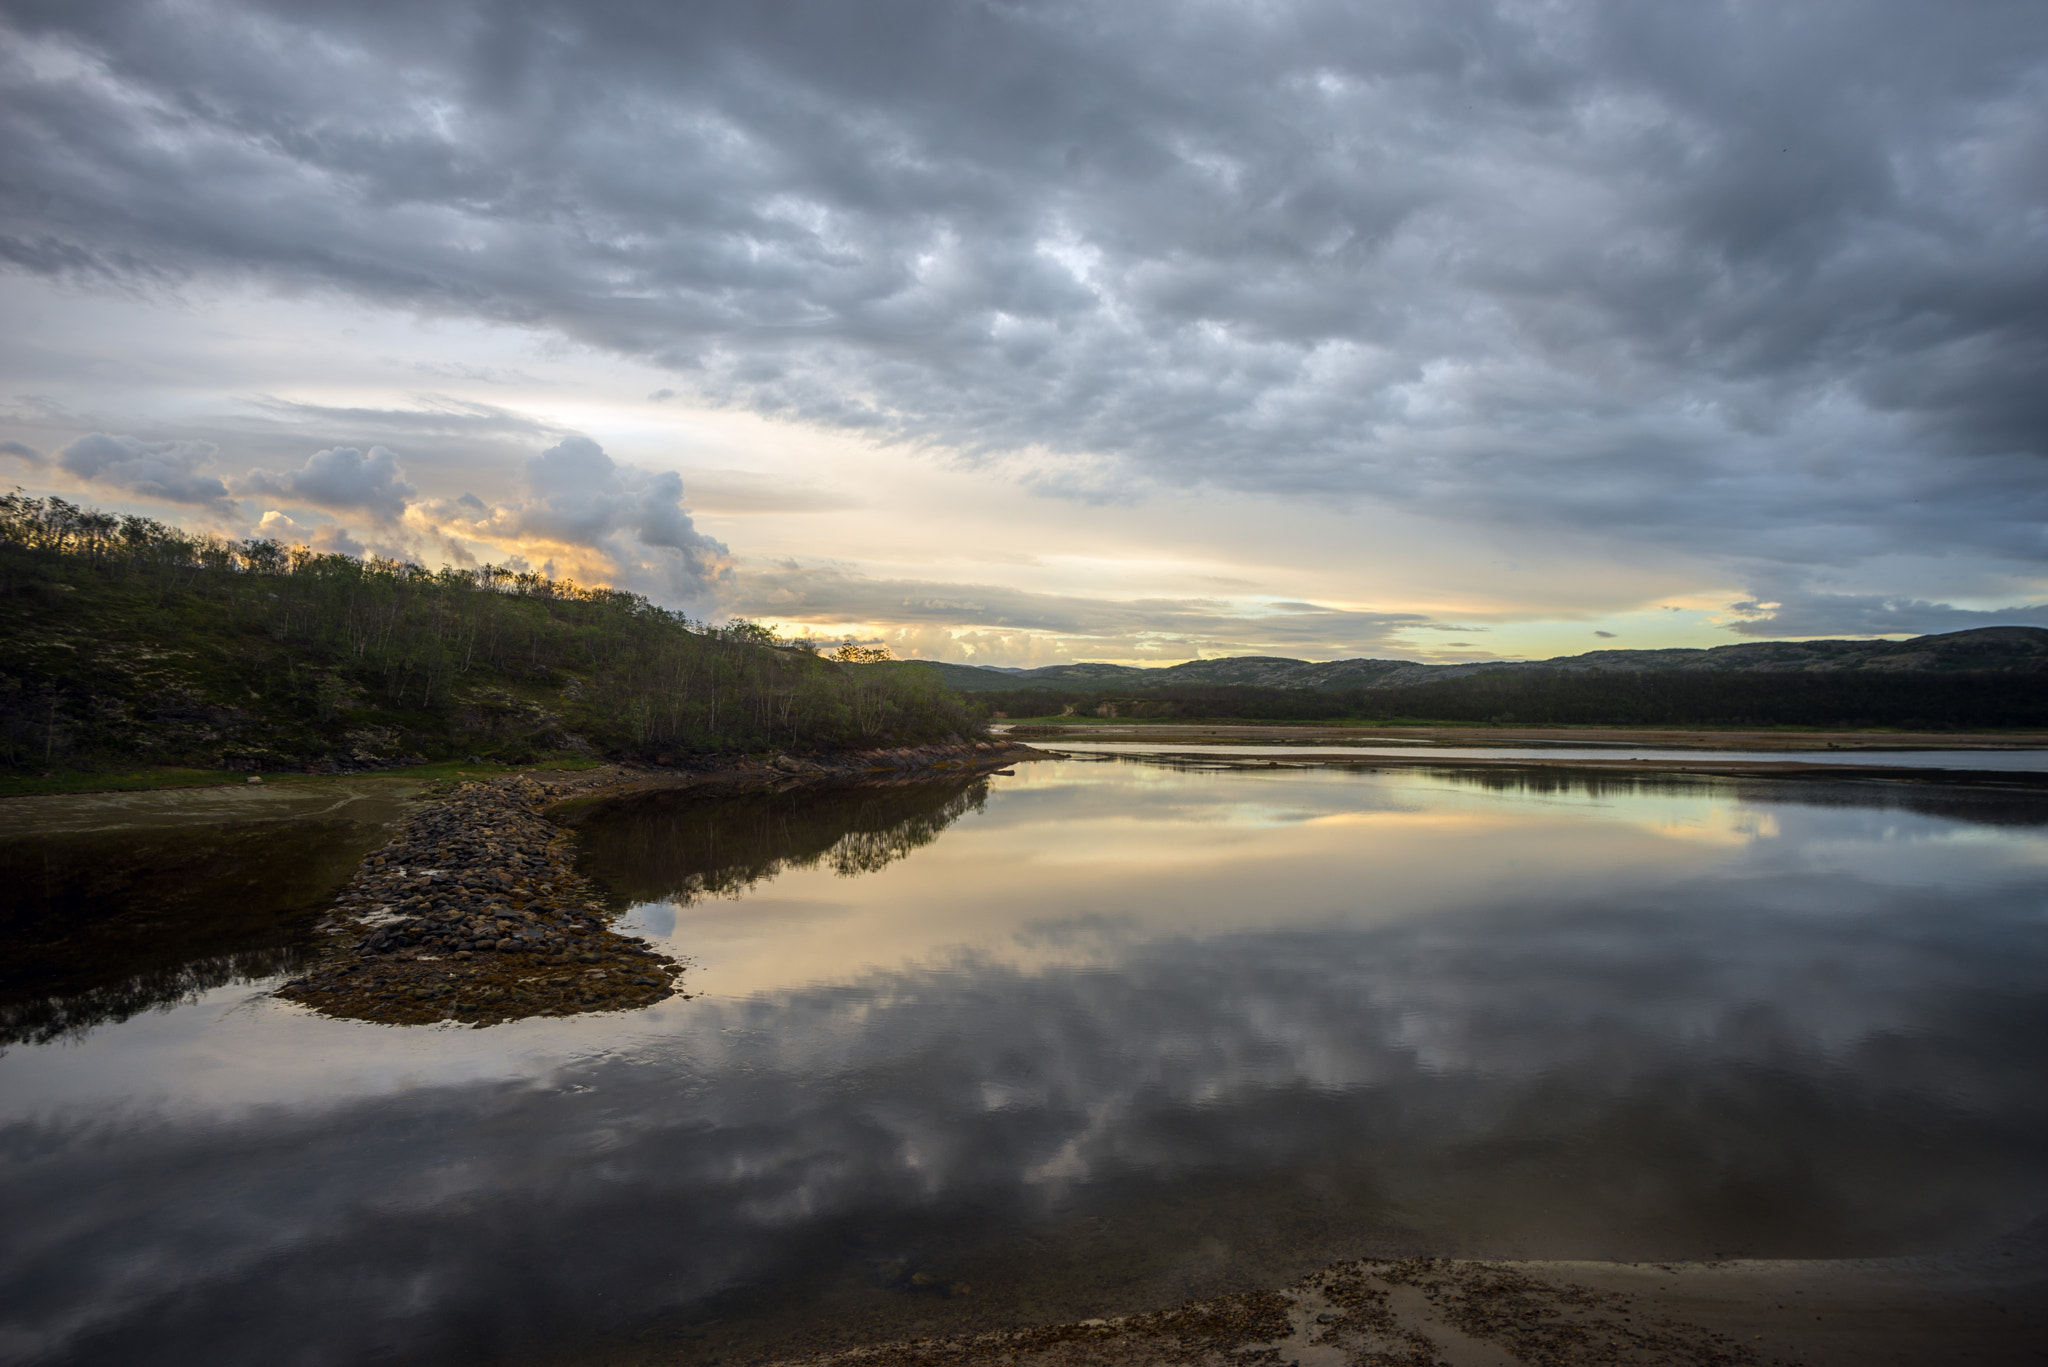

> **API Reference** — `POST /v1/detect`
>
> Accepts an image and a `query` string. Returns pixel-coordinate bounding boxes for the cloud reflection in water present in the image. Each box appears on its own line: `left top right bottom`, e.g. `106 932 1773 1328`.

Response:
2 762 2045 1367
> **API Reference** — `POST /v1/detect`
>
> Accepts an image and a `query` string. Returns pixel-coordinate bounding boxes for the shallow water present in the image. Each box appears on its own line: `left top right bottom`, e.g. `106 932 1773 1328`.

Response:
0 800 410 1047
2 759 2046 1366
1042 740 2048 770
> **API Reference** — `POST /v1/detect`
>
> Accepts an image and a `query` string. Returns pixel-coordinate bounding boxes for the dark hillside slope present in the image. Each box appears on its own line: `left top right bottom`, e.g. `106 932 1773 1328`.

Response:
871 660 1033 692
0 495 975 773
973 668 2048 729
963 629 2048 729
1347 666 2047 729
1494 626 2048 676
937 628 2048 694
898 657 1414 692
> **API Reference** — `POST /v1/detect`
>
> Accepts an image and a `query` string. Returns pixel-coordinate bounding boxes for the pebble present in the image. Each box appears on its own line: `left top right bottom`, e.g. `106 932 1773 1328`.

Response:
275 775 689 1026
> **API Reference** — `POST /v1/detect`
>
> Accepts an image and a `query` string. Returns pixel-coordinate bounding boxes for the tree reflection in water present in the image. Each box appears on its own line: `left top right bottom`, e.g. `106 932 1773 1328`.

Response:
568 776 991 907
0 819 382 1046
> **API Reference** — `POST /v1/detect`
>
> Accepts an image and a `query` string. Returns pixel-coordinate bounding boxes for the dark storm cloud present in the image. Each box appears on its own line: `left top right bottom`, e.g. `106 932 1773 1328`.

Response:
2 1 2045 572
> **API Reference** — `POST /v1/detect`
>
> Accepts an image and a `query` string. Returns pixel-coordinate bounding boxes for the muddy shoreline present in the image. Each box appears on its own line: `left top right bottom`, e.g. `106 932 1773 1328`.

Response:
719 1231 2048 1367
538 739 1046 805
273 741 1041 1026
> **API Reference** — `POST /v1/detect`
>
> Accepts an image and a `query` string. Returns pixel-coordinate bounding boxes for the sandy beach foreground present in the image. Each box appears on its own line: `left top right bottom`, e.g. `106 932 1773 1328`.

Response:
735 1232 2048 1367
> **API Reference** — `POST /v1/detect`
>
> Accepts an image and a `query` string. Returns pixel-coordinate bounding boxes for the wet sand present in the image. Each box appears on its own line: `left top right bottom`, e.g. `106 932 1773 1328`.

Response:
742 1226 2048 1367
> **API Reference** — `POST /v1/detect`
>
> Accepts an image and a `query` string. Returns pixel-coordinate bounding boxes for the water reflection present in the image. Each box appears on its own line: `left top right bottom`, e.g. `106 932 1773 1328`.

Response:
2 761 2045 1367
0 818 387 1045
569 775 990 905
1398 761 2048 827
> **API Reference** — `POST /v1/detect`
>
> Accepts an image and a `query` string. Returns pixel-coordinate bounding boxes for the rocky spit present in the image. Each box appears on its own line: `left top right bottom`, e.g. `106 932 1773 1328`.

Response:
276 774 685 1026
274 742 1041 1027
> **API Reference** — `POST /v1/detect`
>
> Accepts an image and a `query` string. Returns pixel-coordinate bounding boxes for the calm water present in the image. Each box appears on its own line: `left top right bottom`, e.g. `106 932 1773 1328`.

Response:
3 759 2047 1366
1042 740 2048 771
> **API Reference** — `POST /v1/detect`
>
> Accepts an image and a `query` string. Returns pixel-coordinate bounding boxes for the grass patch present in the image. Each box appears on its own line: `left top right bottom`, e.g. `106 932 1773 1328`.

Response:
0 755 608 799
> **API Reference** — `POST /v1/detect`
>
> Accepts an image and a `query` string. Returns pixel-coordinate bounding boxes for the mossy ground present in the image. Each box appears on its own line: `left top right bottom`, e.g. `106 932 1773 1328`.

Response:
0 756 607 799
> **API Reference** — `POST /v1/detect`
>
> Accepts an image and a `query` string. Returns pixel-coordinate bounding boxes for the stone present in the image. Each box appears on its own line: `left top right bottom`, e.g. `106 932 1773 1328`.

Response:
276 775 685 1026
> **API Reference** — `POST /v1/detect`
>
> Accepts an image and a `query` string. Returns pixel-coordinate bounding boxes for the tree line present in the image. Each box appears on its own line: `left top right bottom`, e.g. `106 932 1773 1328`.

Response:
975 668 2048 730
0 492 977 771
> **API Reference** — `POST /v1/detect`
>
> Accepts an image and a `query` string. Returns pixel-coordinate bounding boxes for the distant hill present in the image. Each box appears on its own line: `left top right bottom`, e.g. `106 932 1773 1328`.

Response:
906 627 2048 693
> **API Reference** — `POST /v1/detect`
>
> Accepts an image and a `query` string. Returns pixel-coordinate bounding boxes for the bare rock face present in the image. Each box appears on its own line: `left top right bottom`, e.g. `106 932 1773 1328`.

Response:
276 777 687 1027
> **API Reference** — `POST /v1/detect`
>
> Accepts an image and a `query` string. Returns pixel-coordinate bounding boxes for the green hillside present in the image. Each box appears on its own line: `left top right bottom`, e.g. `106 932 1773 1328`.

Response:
0 494 977 774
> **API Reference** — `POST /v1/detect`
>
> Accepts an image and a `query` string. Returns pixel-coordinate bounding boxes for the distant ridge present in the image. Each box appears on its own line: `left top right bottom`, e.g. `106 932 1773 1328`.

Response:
896 627 2048 693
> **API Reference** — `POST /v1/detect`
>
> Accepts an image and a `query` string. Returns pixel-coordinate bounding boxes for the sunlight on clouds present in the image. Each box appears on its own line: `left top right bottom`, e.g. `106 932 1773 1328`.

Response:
0 1 2043 649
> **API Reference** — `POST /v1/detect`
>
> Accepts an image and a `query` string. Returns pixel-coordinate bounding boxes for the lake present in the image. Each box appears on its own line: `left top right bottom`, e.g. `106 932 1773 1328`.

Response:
3 756 2046 1366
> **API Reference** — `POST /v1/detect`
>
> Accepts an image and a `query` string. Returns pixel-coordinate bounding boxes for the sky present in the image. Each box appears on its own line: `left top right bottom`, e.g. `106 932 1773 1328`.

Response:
2 0 2045 667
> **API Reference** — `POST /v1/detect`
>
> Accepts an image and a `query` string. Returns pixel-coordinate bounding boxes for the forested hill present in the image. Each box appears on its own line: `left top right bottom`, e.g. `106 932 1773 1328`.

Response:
0 494 976 774
902 627 2048 729
907 628 2048 694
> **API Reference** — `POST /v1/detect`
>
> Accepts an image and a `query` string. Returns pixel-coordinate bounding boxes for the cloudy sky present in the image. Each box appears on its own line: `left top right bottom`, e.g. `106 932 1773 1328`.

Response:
2 0 2044 665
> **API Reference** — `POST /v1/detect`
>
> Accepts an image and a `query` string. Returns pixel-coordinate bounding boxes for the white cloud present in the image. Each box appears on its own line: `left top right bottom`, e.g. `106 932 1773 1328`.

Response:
255 509 365 558
234 445 417 518
1726 591 2048 639
56 433 232 508
421 436 733 605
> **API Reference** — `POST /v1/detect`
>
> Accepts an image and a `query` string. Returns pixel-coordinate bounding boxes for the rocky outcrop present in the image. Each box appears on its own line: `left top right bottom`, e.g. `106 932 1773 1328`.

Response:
274 742 1041 1027
276 775 685 1026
